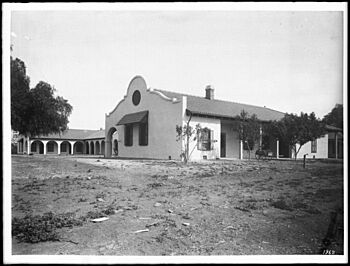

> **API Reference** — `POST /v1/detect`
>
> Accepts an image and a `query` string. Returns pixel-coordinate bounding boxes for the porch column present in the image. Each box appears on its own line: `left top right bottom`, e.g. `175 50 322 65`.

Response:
57 141 62 155
29 140 34 153
259 125 263 148
42 140 48 155
335 133 338 159
239 140 243 160
26 136 30 154
276 139 279 159
69 141 76 155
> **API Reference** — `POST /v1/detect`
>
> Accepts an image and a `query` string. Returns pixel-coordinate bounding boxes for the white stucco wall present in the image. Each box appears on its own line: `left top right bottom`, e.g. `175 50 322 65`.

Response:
295 135 328 159
221 122 240 159
105 76 183 160
187 116 221 161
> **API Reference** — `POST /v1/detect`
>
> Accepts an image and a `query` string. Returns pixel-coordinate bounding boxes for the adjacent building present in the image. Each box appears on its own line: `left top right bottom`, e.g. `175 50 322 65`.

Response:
16 129 105 156
295 125 343 159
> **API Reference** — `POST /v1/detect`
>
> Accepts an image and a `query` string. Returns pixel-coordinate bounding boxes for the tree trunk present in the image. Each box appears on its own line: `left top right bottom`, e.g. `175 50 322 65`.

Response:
185 133 189 164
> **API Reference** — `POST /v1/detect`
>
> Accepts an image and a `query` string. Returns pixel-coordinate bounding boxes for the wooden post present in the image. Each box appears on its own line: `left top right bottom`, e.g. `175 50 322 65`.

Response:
239 140 243 160
259 124 263 148
303 154 308 168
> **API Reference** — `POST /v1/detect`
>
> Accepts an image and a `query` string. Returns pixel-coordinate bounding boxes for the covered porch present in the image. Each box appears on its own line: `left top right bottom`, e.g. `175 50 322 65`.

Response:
219 120 290 160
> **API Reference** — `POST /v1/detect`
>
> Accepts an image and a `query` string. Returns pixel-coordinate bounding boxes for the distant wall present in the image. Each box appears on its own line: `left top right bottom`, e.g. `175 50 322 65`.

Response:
295 135 328 159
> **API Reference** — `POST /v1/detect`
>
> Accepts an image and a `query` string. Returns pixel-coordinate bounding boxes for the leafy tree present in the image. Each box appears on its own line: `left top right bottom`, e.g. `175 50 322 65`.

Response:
323 104 343 129
176 111 201 163
11 57 73 141
236 110 261 159
11 57 31 135
268 112 325 160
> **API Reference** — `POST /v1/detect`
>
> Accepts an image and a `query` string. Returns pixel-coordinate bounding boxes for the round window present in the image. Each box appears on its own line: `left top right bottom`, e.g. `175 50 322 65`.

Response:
132 90 141 106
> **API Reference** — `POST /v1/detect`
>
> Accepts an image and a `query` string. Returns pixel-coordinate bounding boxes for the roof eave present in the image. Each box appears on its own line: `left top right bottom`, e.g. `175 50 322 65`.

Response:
186 109 276 123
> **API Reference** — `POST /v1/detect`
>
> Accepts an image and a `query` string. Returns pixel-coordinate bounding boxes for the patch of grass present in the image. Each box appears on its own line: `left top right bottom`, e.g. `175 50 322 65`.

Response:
270 199 293 211
78 196 88 202
147 182 163 189
83 210 107 220
12 212 83 243
315 188 343 198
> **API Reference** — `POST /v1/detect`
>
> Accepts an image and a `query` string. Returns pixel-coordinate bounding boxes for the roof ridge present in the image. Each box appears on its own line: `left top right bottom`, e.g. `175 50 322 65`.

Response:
155 88 285 115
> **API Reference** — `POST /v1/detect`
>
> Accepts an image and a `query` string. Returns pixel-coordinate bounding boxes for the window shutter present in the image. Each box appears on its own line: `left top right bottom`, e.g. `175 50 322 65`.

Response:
130 125 133 146
139 124 141 145
210 129 214 150
145 123 148 145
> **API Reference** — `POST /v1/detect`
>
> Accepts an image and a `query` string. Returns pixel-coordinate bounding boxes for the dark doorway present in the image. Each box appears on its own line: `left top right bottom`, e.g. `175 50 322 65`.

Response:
279 140 290 158
221 133 226 158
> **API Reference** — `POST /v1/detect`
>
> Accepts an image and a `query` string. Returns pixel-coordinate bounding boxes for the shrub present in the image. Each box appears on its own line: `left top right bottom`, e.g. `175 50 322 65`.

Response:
12 212 83 243
270 199 293 211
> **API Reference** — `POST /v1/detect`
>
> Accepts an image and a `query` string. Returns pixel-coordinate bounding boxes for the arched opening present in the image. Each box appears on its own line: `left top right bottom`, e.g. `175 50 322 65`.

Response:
101 140 105 156
60 141 71 154
31 140 44 154
85 142 89 154
113 139 118 156
46 141 58 154
106 127 117 158
74 141 84 154
90 141 95 155
95 141 100 155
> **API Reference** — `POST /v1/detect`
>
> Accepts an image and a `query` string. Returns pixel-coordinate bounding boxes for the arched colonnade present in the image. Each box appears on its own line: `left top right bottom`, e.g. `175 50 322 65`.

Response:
19 138 106 156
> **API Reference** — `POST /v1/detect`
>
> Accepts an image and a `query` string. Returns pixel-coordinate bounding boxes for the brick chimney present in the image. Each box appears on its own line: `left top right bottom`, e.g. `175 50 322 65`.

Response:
205 85 214 100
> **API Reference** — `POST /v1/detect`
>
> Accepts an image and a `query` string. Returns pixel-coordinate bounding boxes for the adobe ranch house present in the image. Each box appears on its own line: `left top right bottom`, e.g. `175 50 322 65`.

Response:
15 76 343 160
103 76 275 160
105 76 343 161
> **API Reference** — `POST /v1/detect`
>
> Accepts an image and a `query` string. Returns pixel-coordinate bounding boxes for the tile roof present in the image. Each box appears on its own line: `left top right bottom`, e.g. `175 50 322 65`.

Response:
325 125 343 132
156 89 285 122
32 129 105 140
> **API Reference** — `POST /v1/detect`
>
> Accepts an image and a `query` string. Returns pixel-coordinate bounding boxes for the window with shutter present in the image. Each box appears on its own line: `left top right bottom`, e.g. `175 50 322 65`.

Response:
311 139 317 153
125 124 133 146
139 122 148 146
197 128 213 151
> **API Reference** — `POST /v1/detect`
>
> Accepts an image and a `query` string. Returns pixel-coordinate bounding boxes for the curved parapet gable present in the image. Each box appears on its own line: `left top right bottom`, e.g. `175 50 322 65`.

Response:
106 76 180 117
106 95 127 117
107 76 147 117
147 87 180 103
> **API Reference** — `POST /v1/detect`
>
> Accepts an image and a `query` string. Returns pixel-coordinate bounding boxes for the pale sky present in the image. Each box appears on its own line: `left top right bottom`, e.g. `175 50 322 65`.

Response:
9 4 345 130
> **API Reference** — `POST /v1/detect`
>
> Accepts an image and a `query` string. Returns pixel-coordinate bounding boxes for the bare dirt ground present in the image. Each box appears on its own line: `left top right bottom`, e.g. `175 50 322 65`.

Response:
11 155 344 255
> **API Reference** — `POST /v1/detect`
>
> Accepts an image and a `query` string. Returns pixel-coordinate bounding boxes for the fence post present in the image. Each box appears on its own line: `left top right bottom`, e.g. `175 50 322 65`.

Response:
303 153 308 168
